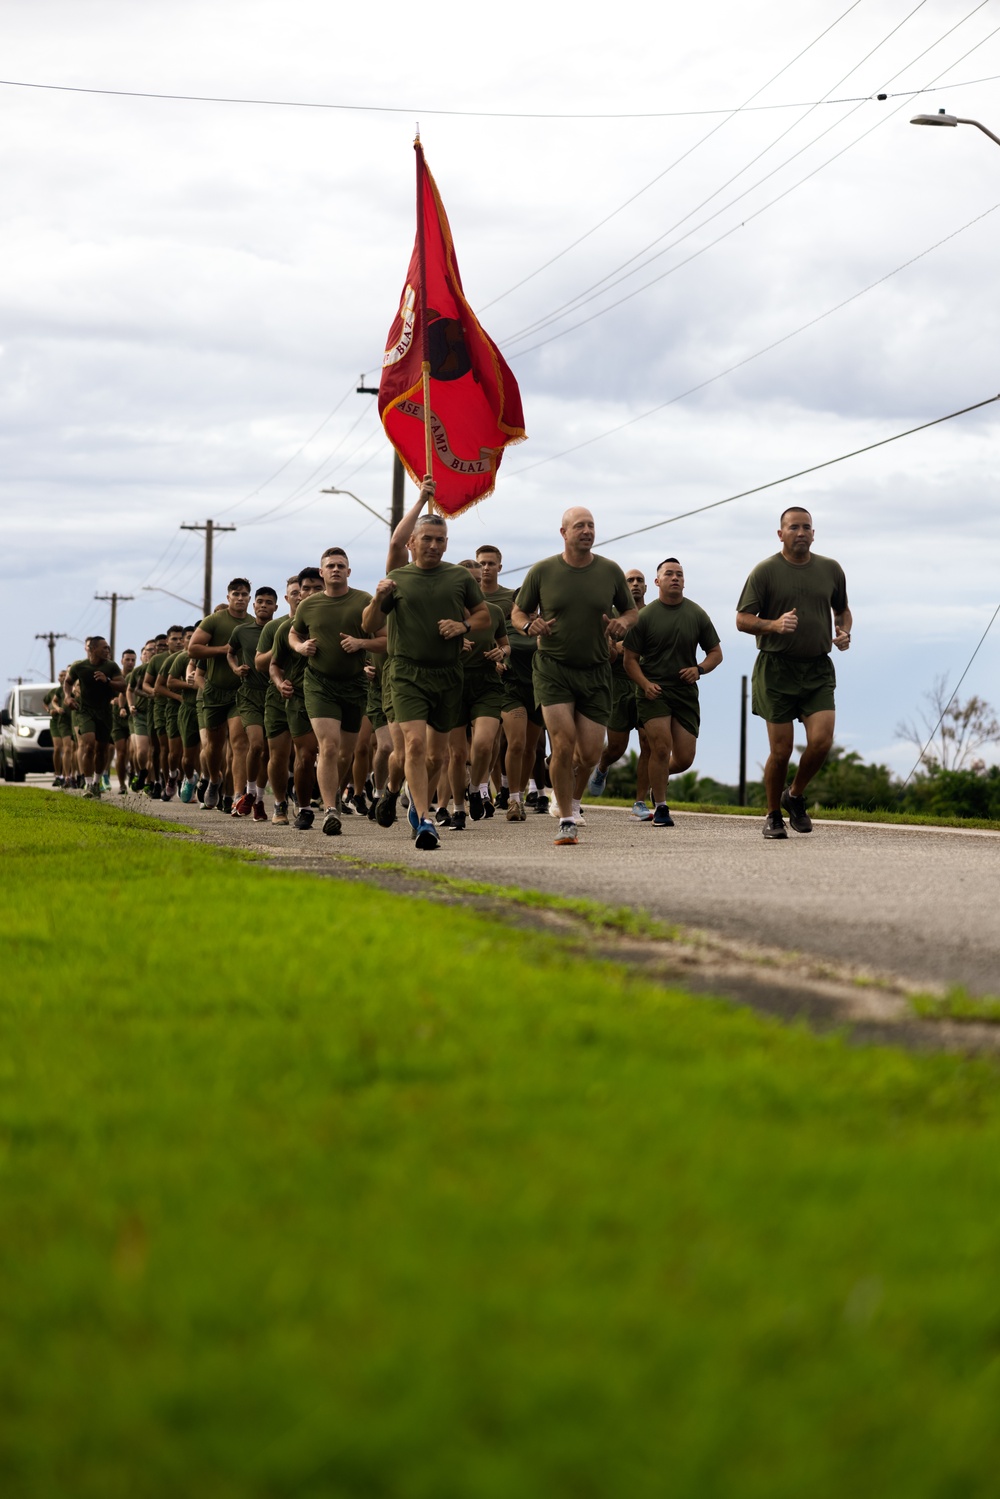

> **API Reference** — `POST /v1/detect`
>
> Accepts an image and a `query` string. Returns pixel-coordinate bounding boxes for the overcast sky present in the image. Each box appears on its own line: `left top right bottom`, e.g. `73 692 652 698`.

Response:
3 0 1000 782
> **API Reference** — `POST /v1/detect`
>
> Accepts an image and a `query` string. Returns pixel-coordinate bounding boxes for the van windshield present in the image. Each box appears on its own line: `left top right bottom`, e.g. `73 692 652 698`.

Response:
19 689 52 717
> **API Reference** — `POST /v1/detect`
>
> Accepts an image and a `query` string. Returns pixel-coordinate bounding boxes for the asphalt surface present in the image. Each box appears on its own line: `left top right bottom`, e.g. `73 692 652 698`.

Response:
29 777 999 998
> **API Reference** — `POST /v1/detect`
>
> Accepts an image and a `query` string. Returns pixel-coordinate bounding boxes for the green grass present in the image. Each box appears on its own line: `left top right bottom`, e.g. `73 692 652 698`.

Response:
597 797 1000 831
911 986 1000 1024
4 788 1000 1498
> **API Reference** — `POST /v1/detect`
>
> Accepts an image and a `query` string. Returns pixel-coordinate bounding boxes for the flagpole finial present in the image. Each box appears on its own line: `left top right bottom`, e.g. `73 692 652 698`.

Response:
414 123 421 145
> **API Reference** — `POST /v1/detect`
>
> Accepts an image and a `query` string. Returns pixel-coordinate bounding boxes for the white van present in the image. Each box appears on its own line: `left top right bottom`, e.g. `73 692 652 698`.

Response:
0 682 59 781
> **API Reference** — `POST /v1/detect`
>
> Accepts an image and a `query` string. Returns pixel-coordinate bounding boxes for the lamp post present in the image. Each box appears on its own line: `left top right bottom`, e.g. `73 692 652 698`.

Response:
910 109 1000 149
320 487 392 529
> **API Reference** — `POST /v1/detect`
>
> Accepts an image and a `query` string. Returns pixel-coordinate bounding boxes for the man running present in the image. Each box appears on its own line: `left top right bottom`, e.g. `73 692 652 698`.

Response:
362 484 490 851
736 507 851 839
111 647 137 793
624 557 723 827
512 508 637 846
228 587 279 820
63 637 125 797
588 566 652 813
265 568 324 827
289 548 376 837
187 581 253 810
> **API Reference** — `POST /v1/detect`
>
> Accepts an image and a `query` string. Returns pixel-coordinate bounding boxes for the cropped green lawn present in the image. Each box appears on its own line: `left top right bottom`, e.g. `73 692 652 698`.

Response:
3 789 1000 1498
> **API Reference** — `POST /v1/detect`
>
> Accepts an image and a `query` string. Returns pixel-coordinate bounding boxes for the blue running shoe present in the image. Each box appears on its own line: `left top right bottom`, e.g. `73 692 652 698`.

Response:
587 766 608 796
407 799 420 834
414 817 440 851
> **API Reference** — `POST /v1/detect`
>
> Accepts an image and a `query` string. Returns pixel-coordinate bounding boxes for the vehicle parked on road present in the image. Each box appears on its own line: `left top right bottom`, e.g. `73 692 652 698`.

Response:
0 682 58 780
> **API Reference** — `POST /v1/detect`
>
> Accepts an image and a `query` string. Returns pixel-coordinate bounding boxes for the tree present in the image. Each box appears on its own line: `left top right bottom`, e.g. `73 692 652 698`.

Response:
896 675 1000 772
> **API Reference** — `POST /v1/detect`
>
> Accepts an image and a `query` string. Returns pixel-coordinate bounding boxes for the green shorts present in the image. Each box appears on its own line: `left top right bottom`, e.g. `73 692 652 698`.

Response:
381 667 396 725
152 699 168 736
201 683 239 731
131 706 149 738
303 671 366 734
752 653 836 724
76 712 113 744
178 699 201 749
286 693 312 741
264 687 289 740
390 659 464 734
532 655 613 726
111 711 131 742
637 683 701 738
366 675 387 731
462 666 504 723
501 648 543 726
607 672 639 735
164 701 181 740
56 713 75 740
237 685 266 731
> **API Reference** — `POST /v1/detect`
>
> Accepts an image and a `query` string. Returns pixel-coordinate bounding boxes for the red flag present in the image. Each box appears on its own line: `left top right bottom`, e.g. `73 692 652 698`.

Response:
379 143 526 517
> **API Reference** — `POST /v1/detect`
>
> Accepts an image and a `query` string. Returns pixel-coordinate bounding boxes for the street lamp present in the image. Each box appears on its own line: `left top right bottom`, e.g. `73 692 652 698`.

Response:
142 585 203 610
320 486 392 529
910 109 1000 149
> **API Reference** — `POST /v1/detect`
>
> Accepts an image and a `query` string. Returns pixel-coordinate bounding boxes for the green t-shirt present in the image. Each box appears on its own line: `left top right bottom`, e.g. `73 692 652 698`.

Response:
270 618 307 690
167 650 198 701
464 600 508 674
625 599 721 683
65 658 122 717
381 563 485 667
144 650 176 694
481 584 518 621
516 554 633 669
257 615 286 658
228 619 271 697
736 553 848 658
196 610 247 692
292 589 374 681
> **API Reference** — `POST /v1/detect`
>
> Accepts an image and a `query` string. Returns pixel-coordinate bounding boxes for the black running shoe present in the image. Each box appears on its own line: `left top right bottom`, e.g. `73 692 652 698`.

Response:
450 809 467 831
221 795 233 815
482 794 495 819
294 807 315 831
435 806 453 826
652 804 675 827
780 788 813 833
762 810 788 839
468 789 485 821
533 793 550 815
150 782 162 800
375 789 398 828
196 777 208 804
525 789 538 806
351 792 369 817
495 787 509 810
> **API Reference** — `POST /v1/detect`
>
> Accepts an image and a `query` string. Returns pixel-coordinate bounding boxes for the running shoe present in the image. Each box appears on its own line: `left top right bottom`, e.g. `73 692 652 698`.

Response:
322 808 342 837
554 819 578 846
150 783 162 801
414 817 440 851
204 780 220 809
632 800 654 821
351 792 369 817
468 789 485 821
82 786 96 799
221 795 233 815
495 786 510 810
435 806 453 827
375 789 398 828
294 807 314 831
196 777 208 804
652 804 675 828
252 800 267 822
482 794 495 818
525 789 538 806
780 788 813 834
450 809 467 831
407 799 420 834
272 801 289 825
162 777 177 802
366 797 378 821
762 810 788 840
506 801 526 822
178 778 194 804
587 766 608 796
232 792 255 818
533 794 550 815
101 773 111 791
118 786 128 795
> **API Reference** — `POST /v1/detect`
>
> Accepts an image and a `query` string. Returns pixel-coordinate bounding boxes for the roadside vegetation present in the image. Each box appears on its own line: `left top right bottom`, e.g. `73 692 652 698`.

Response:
3 789 1000 1497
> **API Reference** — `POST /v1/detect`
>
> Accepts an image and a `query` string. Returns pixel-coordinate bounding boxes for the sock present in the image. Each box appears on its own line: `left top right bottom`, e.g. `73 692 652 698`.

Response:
572 798 582 816
254 783 266 800
528 778 537 794
511 791 522 804
501 775 509 788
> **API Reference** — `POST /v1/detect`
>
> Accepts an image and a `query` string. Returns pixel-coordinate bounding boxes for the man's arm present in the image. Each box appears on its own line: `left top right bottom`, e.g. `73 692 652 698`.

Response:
187 625 228 661
361 578 396 636
288 627 318 658
623 648 662 700
736 610 798 637
678 643 723 686
833 605 853 651
268 658 295 699
603 607 639 641
385 476 435 571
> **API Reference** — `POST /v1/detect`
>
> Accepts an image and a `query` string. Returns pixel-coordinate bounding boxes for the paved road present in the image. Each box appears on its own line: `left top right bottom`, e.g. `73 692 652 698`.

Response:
23 778 999 997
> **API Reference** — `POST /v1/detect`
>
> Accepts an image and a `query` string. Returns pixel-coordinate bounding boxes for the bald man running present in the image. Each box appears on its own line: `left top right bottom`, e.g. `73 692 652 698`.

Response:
513 507 637 846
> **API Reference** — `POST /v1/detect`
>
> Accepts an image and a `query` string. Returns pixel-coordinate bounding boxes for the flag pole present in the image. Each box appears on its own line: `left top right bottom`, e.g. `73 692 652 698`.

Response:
414 133 435 493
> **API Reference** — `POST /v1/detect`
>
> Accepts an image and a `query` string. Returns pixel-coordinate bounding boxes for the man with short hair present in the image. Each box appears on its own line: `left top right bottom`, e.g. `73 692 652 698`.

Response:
142 627 183 798
63 637 125 797
512 508 637 846
588 567 655 815
111 648 136 793
187 581 253 810
362 493 490 851
624 557 723 828
289 548 377 837
257 575 302 826
265 569 324 828
228 588 279 820
736 507 851 839
455 558 509 828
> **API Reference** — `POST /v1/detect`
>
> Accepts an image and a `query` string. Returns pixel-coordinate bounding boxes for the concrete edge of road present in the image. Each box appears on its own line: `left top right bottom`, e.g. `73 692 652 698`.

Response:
580 803 1000 839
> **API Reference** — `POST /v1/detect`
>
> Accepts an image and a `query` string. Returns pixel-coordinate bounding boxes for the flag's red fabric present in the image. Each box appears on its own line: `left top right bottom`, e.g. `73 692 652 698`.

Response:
379 149 526 517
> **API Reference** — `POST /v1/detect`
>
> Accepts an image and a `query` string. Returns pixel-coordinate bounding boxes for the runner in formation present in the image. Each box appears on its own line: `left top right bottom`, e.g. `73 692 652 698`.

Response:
51 500 850 848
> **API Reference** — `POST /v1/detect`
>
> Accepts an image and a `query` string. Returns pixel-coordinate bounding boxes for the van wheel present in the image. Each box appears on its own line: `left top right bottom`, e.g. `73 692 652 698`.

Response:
9 752 25 782
0 750 11 782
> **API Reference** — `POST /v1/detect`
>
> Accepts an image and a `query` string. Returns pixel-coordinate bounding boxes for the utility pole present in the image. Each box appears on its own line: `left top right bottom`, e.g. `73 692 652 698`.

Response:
94 593 133 661
738 675 748 807
357 376 405 530
180 520 236 617
35 632 68 681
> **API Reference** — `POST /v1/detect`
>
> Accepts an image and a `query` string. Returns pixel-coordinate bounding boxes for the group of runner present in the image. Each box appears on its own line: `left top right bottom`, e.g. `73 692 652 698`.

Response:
46 486 850 846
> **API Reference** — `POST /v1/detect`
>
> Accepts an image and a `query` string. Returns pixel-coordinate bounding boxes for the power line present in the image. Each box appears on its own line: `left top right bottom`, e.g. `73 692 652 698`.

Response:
501 394 1000 577
504 3 996 353
4 71 1000 120
898 601 1000 789
506 197 1000 478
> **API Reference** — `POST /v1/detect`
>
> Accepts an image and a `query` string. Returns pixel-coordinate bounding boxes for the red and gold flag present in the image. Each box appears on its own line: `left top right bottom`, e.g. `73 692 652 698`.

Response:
378 143 526 517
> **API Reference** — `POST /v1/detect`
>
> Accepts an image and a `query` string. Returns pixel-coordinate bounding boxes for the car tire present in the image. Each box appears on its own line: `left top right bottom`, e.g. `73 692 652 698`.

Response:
0 750 11 782
10 751 25 782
